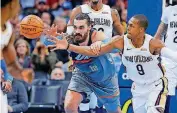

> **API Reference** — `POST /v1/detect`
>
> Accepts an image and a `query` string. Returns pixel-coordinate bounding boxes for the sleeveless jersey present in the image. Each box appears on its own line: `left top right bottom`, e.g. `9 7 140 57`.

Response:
122 34 164 85
0 21 13 50
161 5 177 67
161 5 177 51
81 4 113 38
70 29 116 82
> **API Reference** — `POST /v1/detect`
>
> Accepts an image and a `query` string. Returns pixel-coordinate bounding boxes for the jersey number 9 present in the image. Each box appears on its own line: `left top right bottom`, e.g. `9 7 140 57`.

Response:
136 64 145 75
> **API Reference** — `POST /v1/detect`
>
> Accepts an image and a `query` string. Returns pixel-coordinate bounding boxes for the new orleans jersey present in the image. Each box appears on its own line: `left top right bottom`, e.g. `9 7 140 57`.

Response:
122 34 164 85
81 4 113 38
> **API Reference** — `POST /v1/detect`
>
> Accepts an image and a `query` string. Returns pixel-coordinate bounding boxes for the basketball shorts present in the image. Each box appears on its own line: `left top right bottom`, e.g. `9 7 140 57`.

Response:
68 70 120 112
131 77 168 113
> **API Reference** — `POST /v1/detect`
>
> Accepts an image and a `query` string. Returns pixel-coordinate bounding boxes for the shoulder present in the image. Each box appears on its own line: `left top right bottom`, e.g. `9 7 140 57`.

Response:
70 6 82 17
72 6 81 12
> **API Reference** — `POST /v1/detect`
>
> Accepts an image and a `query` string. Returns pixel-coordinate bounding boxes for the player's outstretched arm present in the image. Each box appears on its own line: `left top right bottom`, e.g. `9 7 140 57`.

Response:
66 7 81 35
150 39 177 63
48 34 123 57
2 35 23 79
154 22 168 40
111 9 124 35
3 35 33 81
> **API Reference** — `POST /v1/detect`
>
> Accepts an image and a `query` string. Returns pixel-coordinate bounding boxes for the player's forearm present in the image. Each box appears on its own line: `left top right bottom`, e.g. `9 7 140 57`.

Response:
68 44 98 57
7 61 23 79
161 47 177 63
115 24 124 36
154 22 167 40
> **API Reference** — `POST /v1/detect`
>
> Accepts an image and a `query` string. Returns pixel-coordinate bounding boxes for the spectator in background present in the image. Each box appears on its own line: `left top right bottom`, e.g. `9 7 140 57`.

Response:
46 0 58 9
102 0 109 5
112 0 125 15
121 9 127 33
7 79 28 113
50 67 65 80
31 41 58 79
41 11 54 26
60 1 73 22
82 0 90 4
53 16 67 33
15 39 32 68
35 0 49 16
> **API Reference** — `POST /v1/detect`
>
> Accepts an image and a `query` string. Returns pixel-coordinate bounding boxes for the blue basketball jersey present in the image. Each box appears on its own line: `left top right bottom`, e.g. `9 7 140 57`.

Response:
70 29 116 82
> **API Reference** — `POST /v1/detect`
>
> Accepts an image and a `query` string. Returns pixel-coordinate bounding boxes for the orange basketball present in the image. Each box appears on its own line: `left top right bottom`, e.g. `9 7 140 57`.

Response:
20 15 44 39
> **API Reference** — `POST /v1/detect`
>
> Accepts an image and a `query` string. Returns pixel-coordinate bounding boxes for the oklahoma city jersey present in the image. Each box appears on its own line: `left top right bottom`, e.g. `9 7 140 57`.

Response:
0 21 13 50
70 30 116 82
81 4 113 38
122 34 164 85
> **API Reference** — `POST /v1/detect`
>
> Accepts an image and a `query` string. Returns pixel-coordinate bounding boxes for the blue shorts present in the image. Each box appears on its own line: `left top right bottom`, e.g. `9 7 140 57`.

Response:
68 70 120 112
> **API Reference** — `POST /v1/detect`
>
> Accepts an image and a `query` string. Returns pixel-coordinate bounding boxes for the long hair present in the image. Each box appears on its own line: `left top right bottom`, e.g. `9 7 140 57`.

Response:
14 39 31 57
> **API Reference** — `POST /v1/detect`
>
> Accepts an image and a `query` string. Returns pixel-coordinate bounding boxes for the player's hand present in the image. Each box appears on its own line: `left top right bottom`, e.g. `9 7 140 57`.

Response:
47 33 69 51
90 41 102 55
2 81 12 93
44 24 60 37
21 69 34 84
8 105 13 112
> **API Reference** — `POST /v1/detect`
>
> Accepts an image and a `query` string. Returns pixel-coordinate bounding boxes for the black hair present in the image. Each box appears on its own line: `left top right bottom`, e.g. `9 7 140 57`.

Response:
1 0 12 8
133 14 148 30
75 13 91 26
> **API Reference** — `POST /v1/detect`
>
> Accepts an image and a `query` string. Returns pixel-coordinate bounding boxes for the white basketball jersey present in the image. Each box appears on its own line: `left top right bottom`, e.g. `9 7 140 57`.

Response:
81 4 113 38
161 5 177 67
161 5 177 51
122 34 164 85
0 21 13 50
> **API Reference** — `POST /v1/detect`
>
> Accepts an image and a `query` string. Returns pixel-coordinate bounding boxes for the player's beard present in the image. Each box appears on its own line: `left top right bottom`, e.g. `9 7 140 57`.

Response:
91 0 99 5
74 31 89 44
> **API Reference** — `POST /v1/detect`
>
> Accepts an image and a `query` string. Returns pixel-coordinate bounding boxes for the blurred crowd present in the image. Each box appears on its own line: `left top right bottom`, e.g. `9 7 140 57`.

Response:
7 0 127 113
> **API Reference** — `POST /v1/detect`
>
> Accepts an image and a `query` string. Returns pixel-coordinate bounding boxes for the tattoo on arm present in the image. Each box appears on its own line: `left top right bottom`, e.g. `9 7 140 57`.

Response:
111 9 120 20
162 24 168 41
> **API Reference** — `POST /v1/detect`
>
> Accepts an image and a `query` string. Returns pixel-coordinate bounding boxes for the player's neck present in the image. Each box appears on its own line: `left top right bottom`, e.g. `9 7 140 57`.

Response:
131 34 145 48
79 33 90 46
90 3 103 11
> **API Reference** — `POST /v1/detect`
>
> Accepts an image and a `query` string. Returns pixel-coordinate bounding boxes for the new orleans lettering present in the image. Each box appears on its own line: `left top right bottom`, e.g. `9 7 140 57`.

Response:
124 55 153 63
170 21 177 28
92 18 111 27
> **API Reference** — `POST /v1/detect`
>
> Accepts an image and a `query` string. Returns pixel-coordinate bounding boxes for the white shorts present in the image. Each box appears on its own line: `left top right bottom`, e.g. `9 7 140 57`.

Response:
131 77 168 113
162 58 177 95
0 88 8 113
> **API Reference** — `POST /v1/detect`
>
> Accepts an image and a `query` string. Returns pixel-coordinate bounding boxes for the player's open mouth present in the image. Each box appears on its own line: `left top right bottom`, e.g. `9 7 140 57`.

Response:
75 36 82 39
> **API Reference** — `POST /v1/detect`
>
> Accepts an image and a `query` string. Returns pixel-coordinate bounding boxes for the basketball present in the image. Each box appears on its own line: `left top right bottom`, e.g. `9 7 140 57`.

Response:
20 15 44 39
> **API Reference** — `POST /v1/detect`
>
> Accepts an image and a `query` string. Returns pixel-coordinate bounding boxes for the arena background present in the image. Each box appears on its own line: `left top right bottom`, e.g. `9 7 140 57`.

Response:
3 0 177 113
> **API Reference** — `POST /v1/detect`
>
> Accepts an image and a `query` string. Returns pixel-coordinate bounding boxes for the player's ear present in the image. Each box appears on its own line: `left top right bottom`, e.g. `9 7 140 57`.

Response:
139 27 144 33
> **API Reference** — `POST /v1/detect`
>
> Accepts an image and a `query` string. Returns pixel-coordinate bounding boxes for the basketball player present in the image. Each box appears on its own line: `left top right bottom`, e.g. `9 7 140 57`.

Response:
154 2 177 112
1 0 33 113
67 0 124 36
46 13 122 113
48 14 177 113
66 0 124 111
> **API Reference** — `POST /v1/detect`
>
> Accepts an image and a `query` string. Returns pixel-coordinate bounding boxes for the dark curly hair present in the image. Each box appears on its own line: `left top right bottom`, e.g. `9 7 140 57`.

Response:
1 0 12 8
